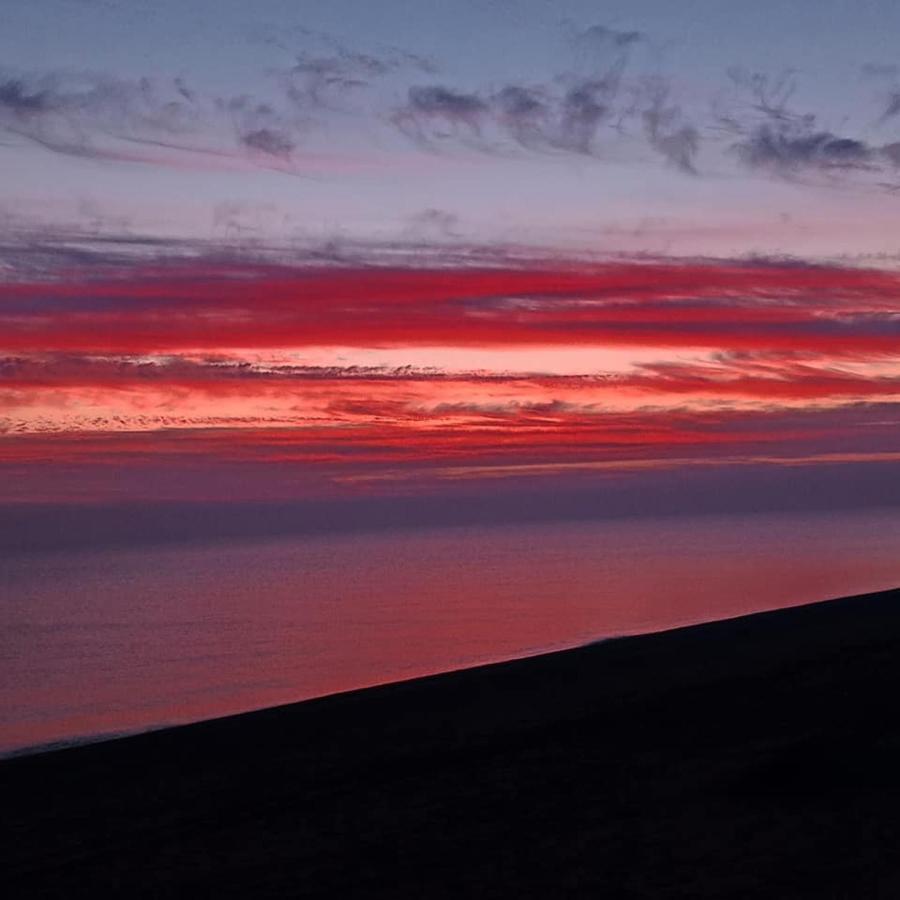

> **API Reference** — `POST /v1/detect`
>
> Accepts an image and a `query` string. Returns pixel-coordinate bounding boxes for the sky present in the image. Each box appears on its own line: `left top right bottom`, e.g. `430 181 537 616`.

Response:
0 0 899 527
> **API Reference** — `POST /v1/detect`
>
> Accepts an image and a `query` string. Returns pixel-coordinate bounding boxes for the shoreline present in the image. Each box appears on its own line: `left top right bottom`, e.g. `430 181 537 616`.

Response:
5 585 900 897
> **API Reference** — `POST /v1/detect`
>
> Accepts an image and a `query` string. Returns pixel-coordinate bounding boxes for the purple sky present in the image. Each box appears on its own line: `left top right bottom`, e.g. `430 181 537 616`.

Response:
2 0 900 255
0 0 898 530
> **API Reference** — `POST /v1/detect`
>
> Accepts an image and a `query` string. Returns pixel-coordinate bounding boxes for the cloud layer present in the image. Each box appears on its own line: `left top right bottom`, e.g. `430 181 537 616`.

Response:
1 248 897 501
3 257 899 354
2 23 898 189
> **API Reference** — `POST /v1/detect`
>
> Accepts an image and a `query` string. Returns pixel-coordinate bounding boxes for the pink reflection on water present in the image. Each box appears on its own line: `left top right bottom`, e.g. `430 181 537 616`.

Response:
2 508 899 754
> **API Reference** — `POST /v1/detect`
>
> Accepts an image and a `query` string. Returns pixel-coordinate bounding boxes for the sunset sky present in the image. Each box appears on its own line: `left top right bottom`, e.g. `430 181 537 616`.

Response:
1 0 899 522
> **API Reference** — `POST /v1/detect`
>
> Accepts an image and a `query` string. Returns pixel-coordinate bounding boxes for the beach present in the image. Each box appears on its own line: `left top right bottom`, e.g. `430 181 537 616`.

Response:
4 585 900 898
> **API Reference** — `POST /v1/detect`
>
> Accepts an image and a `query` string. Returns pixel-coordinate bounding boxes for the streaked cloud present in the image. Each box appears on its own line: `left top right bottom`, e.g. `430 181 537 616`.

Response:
2 21 898 194
3 255 899 355
1 246 897 502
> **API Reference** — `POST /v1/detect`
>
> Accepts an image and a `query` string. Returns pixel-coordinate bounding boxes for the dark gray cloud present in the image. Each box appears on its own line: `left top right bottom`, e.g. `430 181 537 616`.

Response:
719 68 900 187
0 68 306 166
551 22 645 153
287 51 389 109
640 79 699 173
248 22 437 113
483 77 622 156
393 69 629 157
391 21 700 168
572 24 644 50
3 27 898 195
392 85 490 145
218 95 298 159
857 64 900 124
724 67 797 119
285 45 435 112
391 20 635 154
565 22 646 73
734 123 874 174
491 85 551 149
557 79 614 153
394 70 696 166
0 71 199 159
881 91 900 122
240 127 295 157
408 86 488 122
0 79 52 115
0 227 576 280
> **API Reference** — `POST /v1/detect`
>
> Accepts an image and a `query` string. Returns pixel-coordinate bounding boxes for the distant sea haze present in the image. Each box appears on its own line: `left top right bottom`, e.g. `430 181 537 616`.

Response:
2 508 899 756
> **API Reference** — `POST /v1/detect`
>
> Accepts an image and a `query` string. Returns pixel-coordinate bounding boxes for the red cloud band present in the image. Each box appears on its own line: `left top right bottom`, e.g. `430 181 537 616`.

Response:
3 260 899 354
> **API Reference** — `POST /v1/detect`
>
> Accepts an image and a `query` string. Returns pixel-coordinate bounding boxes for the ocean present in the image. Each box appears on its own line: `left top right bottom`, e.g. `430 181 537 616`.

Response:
2 508 898 755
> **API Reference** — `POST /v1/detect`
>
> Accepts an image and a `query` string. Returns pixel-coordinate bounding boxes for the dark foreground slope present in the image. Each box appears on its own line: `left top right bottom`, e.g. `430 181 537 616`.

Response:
4 587 900 899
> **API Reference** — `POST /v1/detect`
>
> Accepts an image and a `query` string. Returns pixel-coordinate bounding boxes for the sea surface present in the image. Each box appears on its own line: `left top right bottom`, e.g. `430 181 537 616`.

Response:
2 508 899 755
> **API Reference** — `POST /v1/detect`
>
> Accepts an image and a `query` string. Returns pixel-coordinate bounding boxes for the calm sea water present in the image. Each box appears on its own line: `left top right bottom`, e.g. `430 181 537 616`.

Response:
2 508 899 755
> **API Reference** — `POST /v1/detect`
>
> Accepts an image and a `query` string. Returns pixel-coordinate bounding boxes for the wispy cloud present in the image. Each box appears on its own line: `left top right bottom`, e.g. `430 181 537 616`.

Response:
717 68 900 187
2 22 898 193
0 68 323 172
390 22 650 159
